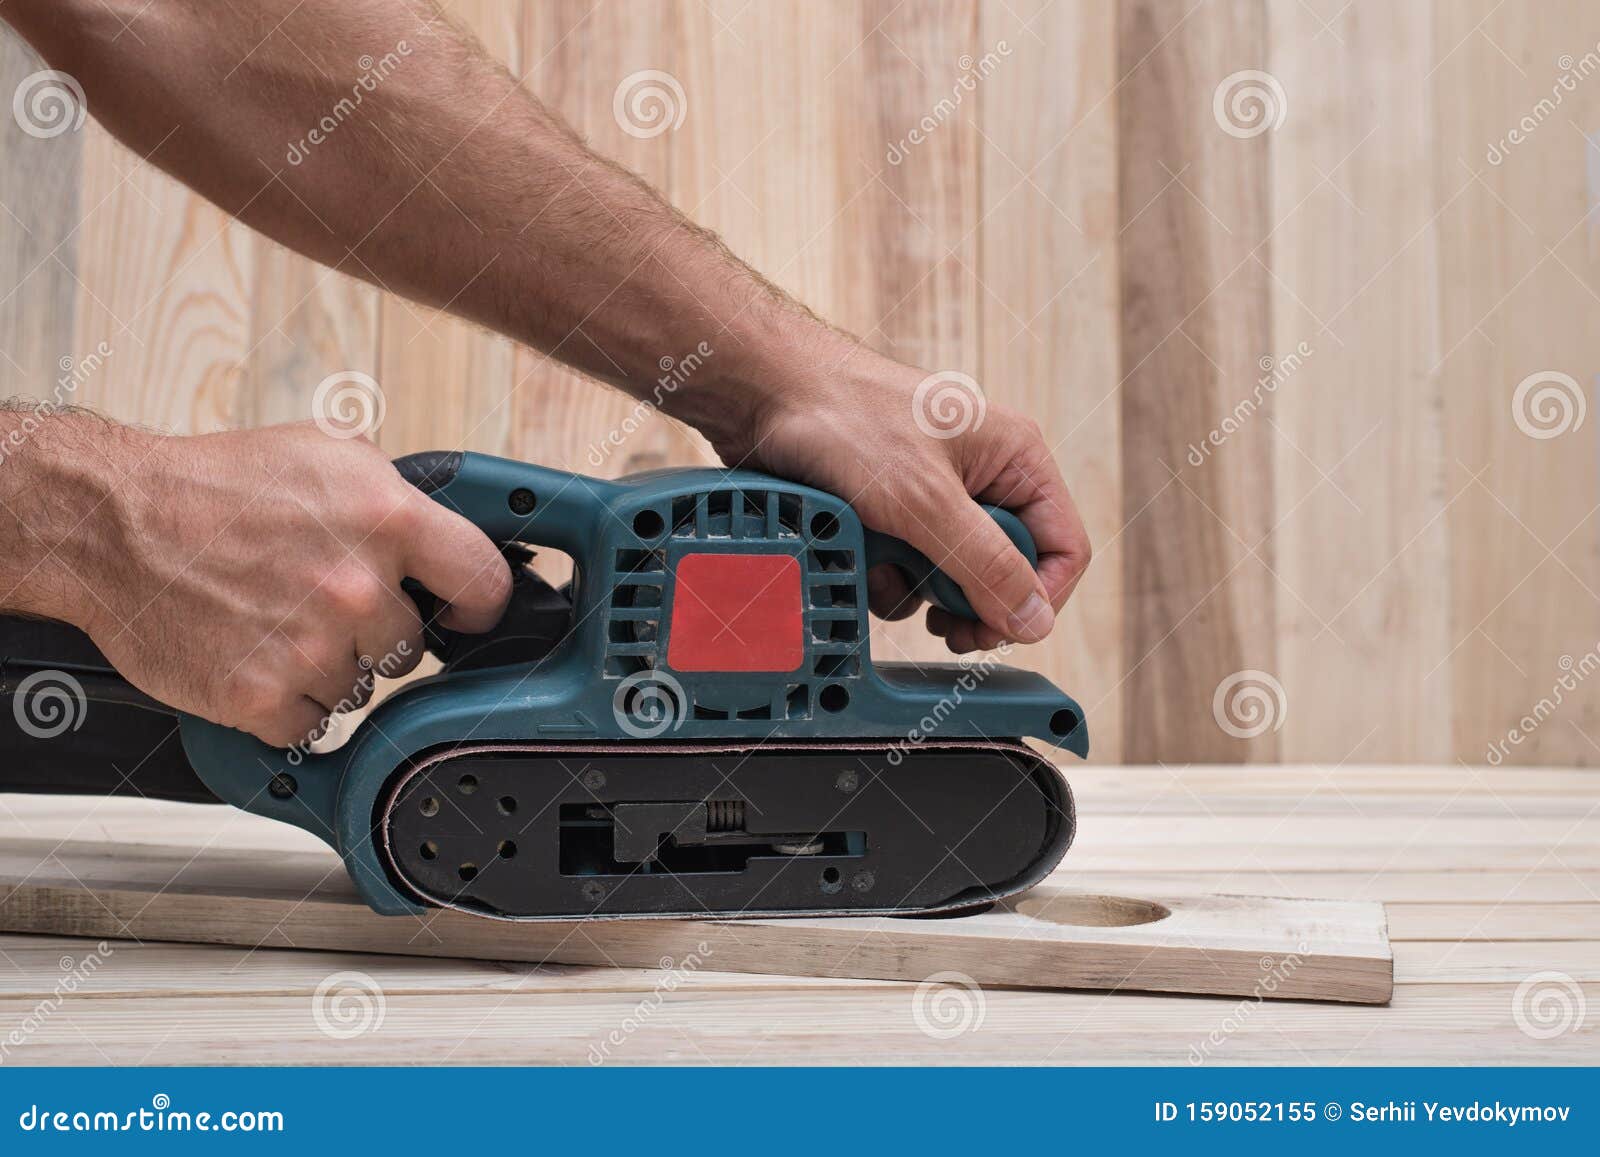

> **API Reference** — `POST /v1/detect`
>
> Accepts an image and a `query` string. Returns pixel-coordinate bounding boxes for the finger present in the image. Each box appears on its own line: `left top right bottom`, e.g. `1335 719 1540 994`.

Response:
976 451 1091 612
927 606 1007 654
399 492 513 634
354 589 425 683
251 696 329 750
866 563 922 621
903 486 1052 643
310 653 373 718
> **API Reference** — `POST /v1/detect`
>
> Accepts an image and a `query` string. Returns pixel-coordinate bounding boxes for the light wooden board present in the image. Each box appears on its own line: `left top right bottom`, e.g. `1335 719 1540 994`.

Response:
0 835 1393 1004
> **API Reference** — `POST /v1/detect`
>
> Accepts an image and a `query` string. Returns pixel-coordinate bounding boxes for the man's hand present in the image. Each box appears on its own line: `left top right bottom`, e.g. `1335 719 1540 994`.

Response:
715 349 1091 654
0 418 511 747
1 0 1090 659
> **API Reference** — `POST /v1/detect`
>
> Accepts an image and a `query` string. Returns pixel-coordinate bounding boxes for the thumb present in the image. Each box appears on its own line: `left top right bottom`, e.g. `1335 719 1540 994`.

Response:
911 493 1054 643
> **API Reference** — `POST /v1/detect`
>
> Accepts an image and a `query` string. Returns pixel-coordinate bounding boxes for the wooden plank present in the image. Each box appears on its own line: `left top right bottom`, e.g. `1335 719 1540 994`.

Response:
979 0 1124 760
374 0 522 459
70 121 253 430
0 30 82 402
0 837 1393 1004
0 934 888 998
1433 0 1600 766
0 983 1589 1066
1116 0 1278 762
1267 2 1450 763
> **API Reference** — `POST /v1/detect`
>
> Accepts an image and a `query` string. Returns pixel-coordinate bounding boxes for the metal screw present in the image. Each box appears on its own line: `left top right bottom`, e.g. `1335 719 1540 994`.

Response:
581 881 606 903
851 870 875 893
508 488 537 515
268 773 297 800
581 768 606 792
835 770 859 793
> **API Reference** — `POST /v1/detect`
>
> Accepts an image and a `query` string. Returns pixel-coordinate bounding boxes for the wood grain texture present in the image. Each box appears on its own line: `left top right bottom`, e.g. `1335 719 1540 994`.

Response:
0 837 1394 1004
2 765 1596 1064
1116 0 1278 763
2 2 1597 766
0 36 81 404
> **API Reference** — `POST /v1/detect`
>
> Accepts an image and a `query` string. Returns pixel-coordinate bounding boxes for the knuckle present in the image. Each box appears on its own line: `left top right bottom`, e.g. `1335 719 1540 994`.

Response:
322 568 387 620
972 534 1022 601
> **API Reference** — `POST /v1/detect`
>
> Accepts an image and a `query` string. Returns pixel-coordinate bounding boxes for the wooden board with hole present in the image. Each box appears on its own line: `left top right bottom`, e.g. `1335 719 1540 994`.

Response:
0 831 1392 1005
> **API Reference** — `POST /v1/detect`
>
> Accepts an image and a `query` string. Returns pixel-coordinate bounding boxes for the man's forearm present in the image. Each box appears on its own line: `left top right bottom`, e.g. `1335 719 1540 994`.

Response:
0 409 129 629
7 0 849 449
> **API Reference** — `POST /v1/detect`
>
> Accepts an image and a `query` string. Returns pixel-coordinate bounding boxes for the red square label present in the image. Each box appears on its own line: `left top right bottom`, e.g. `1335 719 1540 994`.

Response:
666 553 804 672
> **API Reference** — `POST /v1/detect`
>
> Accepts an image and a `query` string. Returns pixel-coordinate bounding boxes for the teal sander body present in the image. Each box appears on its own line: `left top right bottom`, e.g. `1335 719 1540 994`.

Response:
6 451 1088 922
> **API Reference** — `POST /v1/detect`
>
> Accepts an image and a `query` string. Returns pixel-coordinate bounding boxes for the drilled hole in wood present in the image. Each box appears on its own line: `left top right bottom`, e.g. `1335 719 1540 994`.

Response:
1011 892 1171 927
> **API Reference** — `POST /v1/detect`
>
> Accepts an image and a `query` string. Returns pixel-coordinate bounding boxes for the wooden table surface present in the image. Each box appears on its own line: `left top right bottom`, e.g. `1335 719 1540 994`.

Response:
0 763 1594 1065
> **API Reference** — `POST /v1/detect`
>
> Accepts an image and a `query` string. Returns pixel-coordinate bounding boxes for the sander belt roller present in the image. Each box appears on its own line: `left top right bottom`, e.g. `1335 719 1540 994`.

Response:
171 451 1088 920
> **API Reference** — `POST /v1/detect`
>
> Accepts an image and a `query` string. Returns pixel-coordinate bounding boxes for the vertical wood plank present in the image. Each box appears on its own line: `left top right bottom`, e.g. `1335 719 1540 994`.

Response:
1117 0 1279 762
855 0 984 669
1267 2 1451 762
0 31 82 402
515 0 698 486
71 127 253 431
1433 0 1600 765
979 0 1122 760
374 0 523 458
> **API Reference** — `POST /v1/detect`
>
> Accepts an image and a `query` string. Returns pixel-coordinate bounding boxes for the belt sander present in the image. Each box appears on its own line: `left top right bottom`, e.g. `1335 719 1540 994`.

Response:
0 452 1087 921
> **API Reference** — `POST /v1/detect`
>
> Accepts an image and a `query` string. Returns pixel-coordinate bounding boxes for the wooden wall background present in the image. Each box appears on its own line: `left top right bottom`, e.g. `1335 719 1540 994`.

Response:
1 0 1597 767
